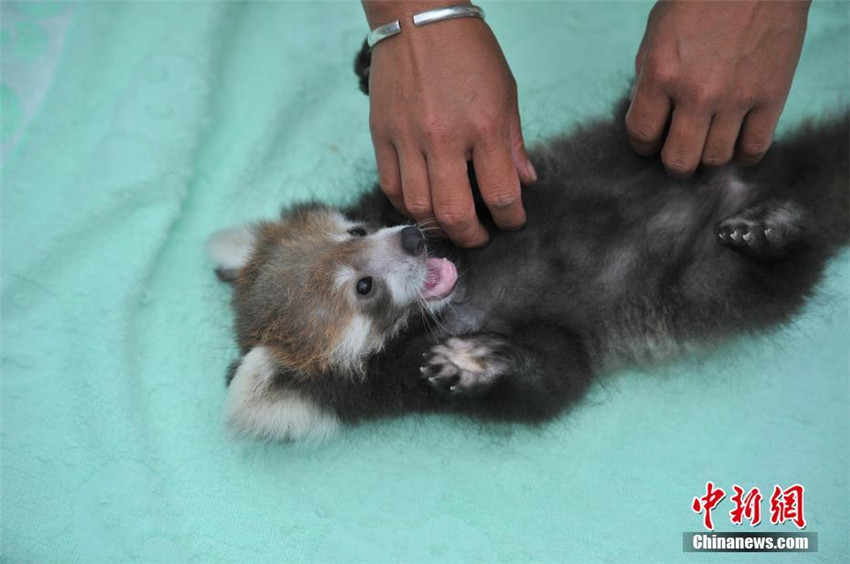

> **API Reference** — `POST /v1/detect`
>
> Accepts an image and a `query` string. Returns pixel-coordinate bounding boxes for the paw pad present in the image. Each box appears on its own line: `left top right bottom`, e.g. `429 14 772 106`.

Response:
420 336 509 395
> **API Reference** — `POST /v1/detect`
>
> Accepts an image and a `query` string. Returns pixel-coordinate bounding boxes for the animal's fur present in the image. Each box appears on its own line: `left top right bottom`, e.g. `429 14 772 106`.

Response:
208 44 849 441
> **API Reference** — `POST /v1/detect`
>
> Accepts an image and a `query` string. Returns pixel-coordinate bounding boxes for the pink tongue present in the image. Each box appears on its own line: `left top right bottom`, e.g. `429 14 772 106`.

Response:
422 258 458 301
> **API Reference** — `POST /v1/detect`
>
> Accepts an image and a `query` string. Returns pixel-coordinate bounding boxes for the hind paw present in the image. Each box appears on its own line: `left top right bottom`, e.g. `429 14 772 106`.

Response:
716 218 770 250
716 201 804 258
420 335 510 395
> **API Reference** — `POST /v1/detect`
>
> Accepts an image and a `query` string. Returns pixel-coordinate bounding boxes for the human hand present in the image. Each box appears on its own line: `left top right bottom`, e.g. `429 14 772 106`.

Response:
627 0 810 177
363 1 537 247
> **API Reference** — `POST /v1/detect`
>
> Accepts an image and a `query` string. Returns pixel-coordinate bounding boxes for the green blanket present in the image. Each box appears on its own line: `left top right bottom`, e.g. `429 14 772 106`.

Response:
2 2 848 562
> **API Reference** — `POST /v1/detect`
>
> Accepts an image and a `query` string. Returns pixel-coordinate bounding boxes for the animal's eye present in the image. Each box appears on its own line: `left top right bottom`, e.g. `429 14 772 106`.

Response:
356 277 373 296
348 227 367 237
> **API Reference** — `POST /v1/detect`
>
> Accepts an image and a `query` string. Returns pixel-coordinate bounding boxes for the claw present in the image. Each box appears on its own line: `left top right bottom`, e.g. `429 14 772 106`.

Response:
716 200 803 258
420 364 441 378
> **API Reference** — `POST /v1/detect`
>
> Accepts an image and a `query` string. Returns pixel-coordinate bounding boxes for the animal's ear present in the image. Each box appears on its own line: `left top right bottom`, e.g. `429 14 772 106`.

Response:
206 225 256 283
225 346 340 441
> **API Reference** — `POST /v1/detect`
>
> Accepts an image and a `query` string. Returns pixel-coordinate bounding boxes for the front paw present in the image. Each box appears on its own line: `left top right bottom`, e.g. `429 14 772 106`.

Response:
420 335 511 395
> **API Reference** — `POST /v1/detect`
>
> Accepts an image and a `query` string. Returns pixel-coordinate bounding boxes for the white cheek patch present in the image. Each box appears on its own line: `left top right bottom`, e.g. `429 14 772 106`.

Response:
330 314 376 370
226 347 340 441
206 225 256 272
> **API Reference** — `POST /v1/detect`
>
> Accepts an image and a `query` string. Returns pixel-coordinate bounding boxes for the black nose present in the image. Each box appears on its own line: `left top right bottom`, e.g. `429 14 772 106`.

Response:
400 226 424 256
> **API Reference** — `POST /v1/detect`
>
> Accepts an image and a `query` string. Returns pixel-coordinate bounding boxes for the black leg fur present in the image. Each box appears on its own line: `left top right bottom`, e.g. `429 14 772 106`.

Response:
298 321 592 425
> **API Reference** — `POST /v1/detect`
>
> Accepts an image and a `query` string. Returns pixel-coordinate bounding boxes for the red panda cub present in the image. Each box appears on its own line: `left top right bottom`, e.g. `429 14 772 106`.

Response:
208 94 848 441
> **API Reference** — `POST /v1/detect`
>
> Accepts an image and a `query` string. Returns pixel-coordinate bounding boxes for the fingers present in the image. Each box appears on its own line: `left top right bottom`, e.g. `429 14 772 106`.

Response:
473 142 525 231
736 104 781 165
633 101 775 174
701 112 744 167
626 81 671 156
398 150 433 223
509 112 537 185
374 142 405 213
660 109 711 178
428 152 489 248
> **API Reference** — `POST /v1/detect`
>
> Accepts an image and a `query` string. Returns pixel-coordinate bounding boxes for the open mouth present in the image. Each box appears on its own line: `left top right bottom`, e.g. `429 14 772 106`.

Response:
421 258 458 301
